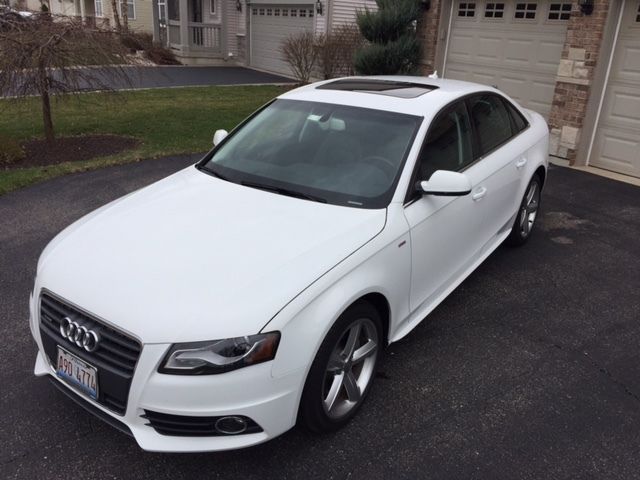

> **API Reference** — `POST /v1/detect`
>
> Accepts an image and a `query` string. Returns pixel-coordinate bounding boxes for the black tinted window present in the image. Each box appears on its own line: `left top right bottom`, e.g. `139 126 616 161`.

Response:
419 102 474 180
469 94 514 154
504 99 528 133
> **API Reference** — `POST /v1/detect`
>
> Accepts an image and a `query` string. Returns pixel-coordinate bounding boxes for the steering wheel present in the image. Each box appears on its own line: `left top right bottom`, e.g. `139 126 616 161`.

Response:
361 155 396 176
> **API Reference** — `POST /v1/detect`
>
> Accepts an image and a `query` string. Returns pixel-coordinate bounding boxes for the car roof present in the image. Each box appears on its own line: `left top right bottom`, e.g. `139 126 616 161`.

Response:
278 76 503 117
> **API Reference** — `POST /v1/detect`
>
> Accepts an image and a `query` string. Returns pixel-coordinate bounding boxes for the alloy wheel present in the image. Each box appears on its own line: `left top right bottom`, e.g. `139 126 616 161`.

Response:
519 180 540 237
322 318 379 420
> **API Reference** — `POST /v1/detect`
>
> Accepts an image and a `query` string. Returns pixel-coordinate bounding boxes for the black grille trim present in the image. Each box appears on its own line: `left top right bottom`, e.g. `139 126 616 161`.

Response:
48 377 133 437
39 291 142 415
142 410 263 437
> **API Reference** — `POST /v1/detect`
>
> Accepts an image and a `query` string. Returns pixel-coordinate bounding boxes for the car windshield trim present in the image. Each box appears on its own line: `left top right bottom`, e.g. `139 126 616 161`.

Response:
198 99 423 209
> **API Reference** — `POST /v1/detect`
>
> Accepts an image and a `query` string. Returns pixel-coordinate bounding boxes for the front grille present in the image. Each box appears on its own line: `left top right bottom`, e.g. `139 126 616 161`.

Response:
39 292 142 415
142 410 263 437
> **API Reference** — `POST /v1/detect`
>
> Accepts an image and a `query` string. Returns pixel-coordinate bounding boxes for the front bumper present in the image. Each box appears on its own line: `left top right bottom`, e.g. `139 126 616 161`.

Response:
31 307 304 452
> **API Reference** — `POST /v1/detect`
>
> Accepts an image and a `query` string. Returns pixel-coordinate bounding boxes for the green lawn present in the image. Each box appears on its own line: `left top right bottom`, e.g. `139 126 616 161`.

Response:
0 85 289 196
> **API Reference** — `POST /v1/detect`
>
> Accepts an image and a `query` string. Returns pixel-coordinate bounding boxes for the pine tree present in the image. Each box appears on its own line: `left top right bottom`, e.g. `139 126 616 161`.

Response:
355 0 421 75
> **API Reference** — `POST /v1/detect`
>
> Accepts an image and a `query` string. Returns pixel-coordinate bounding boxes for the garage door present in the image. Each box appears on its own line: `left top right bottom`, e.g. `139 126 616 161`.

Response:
589 1 640 178
444 0 569 118
250 5 314 76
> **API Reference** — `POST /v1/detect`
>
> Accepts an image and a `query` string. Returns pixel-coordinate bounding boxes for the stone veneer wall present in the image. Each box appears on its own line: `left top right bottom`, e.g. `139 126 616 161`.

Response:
547 0 611 162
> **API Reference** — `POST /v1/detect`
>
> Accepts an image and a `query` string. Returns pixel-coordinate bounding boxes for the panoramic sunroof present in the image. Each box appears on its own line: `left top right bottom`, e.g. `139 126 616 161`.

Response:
316 79 437 98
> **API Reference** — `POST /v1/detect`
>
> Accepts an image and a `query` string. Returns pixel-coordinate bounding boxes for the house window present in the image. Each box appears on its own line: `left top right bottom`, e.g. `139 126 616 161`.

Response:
252 7 257 14
514 2 536 18
637 3 640 21
94 0 103 16
274 8 280 15
290 8 297 16
210 0 215 14
258 7 264 14
266 8 272 15
282 8 288 15
548 3 571 20
484 2 504 17
309 8 313 16
157 0 166 22
119 0 135 20
299 8 306 16
458 2 476 17
168 0 179 20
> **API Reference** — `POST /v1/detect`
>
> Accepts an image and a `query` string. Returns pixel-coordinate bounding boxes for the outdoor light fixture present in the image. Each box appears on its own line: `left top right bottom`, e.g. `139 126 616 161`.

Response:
315 0 323 15
578 0 593 15
236 0 242 11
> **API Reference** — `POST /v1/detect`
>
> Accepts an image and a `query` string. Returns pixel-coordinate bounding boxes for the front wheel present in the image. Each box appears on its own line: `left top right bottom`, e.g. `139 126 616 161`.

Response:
298 302 382 433
505 173 542 247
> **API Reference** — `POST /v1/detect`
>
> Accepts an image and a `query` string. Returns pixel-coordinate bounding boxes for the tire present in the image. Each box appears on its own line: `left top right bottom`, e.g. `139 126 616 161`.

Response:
298 301 383 433
505 173 542 247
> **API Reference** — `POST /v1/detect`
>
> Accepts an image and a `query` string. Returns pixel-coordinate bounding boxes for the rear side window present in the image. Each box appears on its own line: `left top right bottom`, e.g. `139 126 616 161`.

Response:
503 99 528 133
419 101 474 180
468 94 513 155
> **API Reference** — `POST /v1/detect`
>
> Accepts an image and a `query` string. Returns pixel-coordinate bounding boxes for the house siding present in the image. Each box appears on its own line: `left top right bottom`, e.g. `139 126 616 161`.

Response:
329 0 374 29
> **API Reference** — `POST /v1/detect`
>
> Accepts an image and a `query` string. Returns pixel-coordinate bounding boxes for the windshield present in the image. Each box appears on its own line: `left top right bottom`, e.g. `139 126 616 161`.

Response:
200 99 422 208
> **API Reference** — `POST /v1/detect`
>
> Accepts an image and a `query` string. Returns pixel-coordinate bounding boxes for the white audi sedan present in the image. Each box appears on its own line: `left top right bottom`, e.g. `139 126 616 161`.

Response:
29 77 548 452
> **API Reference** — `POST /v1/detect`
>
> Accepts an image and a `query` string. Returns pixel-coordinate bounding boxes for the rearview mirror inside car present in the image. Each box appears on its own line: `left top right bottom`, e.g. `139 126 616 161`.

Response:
419 170 472 196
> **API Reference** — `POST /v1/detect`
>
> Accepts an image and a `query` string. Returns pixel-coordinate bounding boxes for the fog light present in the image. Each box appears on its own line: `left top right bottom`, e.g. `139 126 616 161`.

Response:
215 416 248 435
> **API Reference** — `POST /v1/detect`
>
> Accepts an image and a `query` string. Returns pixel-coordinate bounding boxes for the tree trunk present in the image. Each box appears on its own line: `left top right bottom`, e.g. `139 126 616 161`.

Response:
38 68 55 143
121 0 128 33
110 0 122 32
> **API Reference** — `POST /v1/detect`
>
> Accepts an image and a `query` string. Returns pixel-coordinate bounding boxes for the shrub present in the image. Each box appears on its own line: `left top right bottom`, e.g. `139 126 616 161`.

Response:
120 31 153 52
355 0 422 75
0 135 26 167
281 31 319 84
144 44 181 65
316 24 365 79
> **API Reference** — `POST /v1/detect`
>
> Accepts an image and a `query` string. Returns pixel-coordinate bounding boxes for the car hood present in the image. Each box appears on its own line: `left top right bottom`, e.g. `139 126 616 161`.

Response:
36 166 386 343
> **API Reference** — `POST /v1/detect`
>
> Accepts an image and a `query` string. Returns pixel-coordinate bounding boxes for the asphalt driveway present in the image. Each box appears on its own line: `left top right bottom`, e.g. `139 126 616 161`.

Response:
6 66 294 97
1 159 639 479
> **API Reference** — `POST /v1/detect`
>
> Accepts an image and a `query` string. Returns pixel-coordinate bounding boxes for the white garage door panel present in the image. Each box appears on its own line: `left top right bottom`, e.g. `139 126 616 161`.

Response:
250 5 314 76
590 1 640 177
445 0 568 119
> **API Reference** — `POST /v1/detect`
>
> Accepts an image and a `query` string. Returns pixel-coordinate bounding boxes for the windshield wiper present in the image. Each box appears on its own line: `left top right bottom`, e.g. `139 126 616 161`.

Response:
241 181 327 203
198 164 231 182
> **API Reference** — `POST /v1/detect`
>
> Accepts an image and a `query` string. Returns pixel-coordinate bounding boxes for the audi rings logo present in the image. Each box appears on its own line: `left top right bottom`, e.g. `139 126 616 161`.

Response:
59 317 100 352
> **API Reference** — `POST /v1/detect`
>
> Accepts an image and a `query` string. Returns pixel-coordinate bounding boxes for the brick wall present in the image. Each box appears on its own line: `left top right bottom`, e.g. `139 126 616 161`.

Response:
548 0 610 162
417 0 443 75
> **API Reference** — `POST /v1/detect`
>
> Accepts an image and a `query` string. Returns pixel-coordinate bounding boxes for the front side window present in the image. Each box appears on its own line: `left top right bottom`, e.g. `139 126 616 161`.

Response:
201 100 421 208
418 102 474 180
469 94 514 154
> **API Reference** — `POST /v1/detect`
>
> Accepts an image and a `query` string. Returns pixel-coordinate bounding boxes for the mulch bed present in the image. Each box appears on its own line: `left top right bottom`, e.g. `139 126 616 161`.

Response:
7 135 140 169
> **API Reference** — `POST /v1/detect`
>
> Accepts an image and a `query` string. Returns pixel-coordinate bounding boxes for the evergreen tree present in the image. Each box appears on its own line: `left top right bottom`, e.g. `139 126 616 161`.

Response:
355 0 421 75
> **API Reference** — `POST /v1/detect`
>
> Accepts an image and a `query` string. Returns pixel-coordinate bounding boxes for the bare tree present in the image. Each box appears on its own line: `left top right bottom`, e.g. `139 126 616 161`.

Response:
120 0 128 33
0 14 131 143
316 24 365 79
281 31 319 84
110 0 122 32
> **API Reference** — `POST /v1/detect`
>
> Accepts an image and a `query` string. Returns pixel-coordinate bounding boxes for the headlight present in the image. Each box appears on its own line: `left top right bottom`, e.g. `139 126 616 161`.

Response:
159 332 280 375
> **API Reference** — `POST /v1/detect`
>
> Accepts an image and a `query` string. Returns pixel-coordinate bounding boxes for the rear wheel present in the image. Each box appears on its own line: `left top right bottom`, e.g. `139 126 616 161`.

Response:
299 302 382 433
506 174 542 246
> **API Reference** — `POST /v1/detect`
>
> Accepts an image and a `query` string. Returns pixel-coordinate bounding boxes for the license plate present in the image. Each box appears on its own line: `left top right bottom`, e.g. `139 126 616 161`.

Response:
56 346 98 400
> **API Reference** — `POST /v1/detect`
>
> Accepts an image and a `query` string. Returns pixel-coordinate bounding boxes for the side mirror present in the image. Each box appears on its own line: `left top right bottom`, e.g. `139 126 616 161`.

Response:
419 170 472 196
213 129 228 146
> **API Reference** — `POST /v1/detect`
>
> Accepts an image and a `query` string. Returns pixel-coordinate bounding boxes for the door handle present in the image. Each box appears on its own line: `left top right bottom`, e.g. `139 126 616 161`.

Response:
472 187 487 201
515 157 528 169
